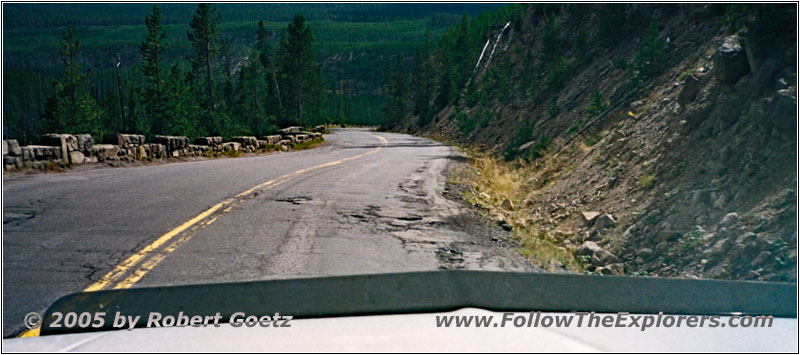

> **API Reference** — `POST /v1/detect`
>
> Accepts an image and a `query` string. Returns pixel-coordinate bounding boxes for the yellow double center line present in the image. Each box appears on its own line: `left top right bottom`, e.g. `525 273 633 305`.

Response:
19 133 387 338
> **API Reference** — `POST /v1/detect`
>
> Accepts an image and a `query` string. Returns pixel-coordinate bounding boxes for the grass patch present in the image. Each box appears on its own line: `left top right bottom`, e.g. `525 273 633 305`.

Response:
292 137 325 150
457 152 582 272
637 174 655 188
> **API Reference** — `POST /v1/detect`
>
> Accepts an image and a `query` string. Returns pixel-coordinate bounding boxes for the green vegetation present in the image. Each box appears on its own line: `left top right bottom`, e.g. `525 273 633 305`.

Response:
4 4 498 143
630 22 666 87
637 174 656 189
585 92 609 118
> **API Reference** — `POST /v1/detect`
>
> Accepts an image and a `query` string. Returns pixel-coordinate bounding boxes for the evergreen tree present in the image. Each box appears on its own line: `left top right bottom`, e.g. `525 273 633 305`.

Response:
139 4 167 134
278 14 315 125
434 52 455 110
161 64 201 137
540 13 561 65
422 29 433 119
43 22 102 136
187 3 222 134
384 55 407 126
412 48 425 116
631 22 666 86
256 20 282 111
454 13 470 88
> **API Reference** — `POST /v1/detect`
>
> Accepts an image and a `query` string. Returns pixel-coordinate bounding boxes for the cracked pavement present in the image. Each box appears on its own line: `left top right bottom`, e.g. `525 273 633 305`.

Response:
2 128 536 337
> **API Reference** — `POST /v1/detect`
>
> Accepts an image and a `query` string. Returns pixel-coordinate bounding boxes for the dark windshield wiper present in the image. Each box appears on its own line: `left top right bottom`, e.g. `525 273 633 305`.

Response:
40 270 796 335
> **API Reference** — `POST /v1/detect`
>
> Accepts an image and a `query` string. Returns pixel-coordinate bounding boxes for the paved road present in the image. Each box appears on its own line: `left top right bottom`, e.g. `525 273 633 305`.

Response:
2 128 534 337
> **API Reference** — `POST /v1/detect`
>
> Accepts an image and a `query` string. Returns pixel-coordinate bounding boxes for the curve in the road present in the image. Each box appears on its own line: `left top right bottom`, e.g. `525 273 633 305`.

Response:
17 132 388 338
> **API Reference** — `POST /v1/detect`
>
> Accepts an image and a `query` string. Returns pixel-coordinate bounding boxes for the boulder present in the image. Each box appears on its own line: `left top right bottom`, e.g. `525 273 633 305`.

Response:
133 146 148 160
604 263 624 275
277 126 301 135
581 211 601 226
194 137 223 147
3 155 22 169
91 144 120 160
718 212 740 230
677 74 701 104
231 136 258 147
27 145 63 161
102 134 145 149
41 134 77 161
576 241 603 257
591 248 621 267
713 36 750 84
655 230 682 243
148 143 166 159
638 248 654 261
68 151 85 165
594 214 616 230
75 134 93 153
221 142 242 151
751 251 773 267
262 135 283 144
3 140 22 156
153 135 189 152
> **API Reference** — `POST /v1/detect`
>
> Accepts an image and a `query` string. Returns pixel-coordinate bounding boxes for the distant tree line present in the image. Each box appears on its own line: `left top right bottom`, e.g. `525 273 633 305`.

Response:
40 3 324 140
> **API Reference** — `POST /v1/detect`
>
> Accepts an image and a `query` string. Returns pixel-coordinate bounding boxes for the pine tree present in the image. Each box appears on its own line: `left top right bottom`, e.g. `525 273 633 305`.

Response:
43 22 101 136
434 52 454 111
161 64 201 137
140 4 167 134
632 22 666 86
187 3 222 134
256 21 282 111
384 55 407 126
412 48 425 116
454 13 470 88
422 30 433 119
278 14 315 124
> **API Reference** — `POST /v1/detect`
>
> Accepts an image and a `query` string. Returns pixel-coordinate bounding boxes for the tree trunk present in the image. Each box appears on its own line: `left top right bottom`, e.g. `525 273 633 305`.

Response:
115 59 126 133
154 43 162 134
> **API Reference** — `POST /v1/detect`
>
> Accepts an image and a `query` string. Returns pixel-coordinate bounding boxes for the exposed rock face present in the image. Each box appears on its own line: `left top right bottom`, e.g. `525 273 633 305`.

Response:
713 36 750 84
397 5 796 282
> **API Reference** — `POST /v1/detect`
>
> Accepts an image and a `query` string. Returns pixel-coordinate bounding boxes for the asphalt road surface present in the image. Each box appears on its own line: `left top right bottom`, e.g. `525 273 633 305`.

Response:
2 128 535 337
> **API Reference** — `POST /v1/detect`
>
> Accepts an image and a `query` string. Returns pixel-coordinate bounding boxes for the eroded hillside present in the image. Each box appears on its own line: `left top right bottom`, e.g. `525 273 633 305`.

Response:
386 4 797 281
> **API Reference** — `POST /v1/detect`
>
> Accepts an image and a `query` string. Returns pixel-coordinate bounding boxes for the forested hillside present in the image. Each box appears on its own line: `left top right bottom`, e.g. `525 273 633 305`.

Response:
2 3 497 143
383 3 797 281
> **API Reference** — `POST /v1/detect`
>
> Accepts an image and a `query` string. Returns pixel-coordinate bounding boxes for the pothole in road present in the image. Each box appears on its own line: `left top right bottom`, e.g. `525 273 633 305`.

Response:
276 196 313 205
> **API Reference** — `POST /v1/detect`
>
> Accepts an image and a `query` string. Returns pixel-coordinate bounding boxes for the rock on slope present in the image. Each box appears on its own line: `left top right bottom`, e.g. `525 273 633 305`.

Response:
395 4 797 281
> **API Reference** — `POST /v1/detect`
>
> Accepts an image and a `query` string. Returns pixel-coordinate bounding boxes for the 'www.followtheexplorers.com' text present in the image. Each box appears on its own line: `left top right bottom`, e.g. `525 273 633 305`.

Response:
435 312 774 331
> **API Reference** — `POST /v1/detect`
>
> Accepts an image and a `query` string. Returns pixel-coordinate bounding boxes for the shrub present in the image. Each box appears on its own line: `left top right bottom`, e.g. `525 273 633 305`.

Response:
631 22 666 87
637 174 655 188
566 121 580 135
585 92 609 118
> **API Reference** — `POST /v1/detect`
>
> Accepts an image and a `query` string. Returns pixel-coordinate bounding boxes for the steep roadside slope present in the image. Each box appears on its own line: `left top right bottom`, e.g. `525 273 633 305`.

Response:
391 4 797 281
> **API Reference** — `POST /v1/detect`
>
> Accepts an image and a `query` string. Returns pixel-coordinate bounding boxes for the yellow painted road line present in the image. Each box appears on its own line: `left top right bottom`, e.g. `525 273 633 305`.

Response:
19 133 387 338
83 133 387 293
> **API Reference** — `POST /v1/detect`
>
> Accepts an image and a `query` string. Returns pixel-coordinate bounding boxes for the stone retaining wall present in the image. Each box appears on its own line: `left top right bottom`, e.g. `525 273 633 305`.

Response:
3 127 326 171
